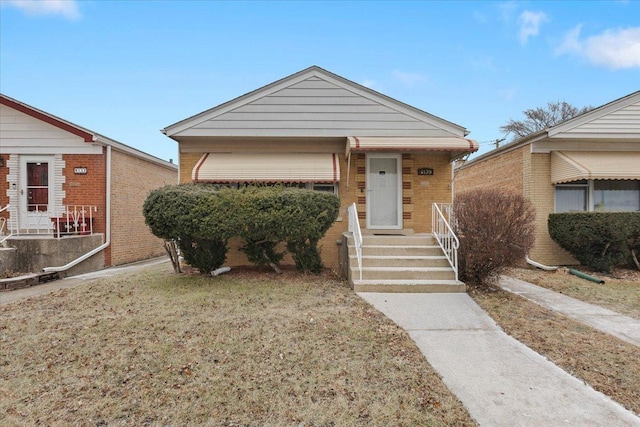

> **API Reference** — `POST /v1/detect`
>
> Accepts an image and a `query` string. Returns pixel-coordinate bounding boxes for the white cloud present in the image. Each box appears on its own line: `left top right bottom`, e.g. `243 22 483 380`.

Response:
392 70 425 86
2 0 80 19
556 25 640 69
518 10 548 44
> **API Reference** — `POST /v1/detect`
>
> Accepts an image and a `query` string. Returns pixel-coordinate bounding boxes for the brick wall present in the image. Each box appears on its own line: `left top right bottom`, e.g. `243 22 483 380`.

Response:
455 146 525 194
526 152 577 265
110 150 178 266
62 151 107 238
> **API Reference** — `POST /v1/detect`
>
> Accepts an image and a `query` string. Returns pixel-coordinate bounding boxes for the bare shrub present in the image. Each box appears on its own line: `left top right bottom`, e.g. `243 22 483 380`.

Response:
454 190 536 288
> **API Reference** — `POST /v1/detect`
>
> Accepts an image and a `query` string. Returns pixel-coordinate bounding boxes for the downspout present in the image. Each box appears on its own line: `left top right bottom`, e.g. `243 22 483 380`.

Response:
525 255 558 271
43 146 111 274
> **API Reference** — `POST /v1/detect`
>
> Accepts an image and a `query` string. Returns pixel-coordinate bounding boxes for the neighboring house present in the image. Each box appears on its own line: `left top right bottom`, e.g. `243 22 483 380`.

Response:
0 94 178 276
455 90 640 266
162 66 478 288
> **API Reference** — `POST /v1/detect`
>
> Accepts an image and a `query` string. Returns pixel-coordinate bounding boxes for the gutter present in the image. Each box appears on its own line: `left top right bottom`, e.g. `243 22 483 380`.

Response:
43 146 112 274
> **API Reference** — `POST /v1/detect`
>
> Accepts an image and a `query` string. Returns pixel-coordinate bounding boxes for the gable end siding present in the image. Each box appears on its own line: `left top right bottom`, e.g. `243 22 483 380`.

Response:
183 77 457 138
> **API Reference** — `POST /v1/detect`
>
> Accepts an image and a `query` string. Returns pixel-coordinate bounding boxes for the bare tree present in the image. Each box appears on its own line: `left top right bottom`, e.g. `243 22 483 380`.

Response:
500 101 593 140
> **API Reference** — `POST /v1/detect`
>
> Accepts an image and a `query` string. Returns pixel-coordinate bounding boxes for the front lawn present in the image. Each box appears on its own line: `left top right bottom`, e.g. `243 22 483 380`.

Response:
0 265 475 426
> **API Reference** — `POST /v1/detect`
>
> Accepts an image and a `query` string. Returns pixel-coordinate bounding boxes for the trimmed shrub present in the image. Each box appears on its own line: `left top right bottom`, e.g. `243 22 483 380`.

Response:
179 237 228 274
548 212 640 273
454 189 536 288
237 186 339 273
143 184 237 273
143 184 339 275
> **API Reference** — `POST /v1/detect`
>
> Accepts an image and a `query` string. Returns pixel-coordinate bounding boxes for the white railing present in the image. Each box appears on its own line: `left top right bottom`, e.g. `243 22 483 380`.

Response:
347 202 363 282
432 203 459 281
5 205 98 238
0 204 10 245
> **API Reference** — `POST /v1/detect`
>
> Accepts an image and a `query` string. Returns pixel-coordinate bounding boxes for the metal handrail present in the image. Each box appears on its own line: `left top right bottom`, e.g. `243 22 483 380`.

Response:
347 203 363 281
0 205 12 244
432 203 459 281
3 205 97 238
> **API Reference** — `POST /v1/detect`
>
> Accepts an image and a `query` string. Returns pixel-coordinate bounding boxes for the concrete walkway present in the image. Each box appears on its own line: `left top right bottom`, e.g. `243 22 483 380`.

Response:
500 276 640 347
359 292 640 426
0 257 170 305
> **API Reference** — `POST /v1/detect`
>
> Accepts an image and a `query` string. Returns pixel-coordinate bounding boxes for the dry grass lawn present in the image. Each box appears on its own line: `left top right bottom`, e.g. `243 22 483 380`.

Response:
0 265 475 426
472 288 640 416
508 267 640 320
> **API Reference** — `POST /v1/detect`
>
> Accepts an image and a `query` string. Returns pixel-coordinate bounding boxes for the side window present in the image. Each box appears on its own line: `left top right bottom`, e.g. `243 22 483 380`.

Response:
312 183 338 195
594 180 640 212
555 181 588 213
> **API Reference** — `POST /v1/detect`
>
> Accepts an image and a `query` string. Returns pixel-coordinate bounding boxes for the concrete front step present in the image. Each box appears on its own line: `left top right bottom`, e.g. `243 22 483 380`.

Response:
360 235 436 245
351 266 456 281
348 244 445 257
354 279 466 293
351 255 451 268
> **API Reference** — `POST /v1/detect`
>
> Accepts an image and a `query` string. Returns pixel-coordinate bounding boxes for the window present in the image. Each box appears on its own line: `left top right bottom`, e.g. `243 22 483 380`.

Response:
555 180 640 212
555 181 588 213
594 180 640 212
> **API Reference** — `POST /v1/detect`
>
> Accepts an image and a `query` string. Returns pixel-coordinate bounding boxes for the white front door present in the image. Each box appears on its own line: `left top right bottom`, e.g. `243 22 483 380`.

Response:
366 154 402 229
20 156 55 231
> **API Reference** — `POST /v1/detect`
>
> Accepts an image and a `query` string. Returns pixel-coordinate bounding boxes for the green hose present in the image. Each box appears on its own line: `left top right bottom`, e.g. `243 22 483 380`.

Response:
569 269 605 284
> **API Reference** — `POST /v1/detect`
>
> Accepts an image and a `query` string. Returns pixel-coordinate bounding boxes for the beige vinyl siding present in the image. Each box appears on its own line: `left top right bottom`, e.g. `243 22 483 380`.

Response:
549 96 640 139
560 100 640 137
183 77 456 138
0 104 102 154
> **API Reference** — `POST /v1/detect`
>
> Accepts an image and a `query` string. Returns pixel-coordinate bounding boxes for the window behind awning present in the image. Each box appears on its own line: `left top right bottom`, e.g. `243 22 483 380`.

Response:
345 136 478 155
192 153 340 183
551 151 640 184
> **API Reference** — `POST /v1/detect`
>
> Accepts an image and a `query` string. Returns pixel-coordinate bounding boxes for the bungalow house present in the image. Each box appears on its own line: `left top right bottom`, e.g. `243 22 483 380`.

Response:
455 90 640 266
162 66 478 292
0 94 178 277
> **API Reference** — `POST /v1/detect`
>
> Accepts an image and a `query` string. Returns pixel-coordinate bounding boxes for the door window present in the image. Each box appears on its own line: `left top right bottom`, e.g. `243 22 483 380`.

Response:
27 162 49 212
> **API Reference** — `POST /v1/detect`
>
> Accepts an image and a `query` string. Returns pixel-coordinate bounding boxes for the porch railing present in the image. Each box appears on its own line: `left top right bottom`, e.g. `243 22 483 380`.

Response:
432 203 459 281
0 204 10 245
347 202 363 282
4 205 98 238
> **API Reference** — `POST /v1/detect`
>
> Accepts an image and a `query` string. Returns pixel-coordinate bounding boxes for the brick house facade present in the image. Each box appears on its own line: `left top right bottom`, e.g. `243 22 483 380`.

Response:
164 66 477 271
456 91 640 266
0 94 178 274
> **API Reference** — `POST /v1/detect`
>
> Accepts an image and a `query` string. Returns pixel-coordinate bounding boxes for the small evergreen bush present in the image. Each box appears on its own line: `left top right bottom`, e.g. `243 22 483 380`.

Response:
548 212 640 272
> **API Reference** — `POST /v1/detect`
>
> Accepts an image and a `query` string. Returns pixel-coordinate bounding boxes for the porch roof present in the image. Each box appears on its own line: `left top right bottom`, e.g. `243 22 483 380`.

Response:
346 137 478 157
551 151 640 184
192 152 340 183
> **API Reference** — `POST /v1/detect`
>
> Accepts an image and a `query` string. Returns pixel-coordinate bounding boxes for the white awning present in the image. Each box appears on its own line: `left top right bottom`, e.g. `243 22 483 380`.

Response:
192 153 340 183
551 151 640 184
346 136 478 155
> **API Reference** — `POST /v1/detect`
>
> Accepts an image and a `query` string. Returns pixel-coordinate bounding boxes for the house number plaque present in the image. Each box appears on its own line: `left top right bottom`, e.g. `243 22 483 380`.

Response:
74 167 88 175
417 168 434 176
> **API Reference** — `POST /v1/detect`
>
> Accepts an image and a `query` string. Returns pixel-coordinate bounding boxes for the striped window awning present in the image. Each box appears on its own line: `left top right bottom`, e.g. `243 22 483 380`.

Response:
346 136 478 155
551 151 640 184
192 153 340 183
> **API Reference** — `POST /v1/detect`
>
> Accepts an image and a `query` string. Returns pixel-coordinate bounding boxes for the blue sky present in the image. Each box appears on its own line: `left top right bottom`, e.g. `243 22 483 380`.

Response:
1 0 639 162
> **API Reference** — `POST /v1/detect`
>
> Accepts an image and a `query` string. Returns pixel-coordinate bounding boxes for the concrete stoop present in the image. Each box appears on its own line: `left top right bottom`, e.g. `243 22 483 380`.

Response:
346 234 465 293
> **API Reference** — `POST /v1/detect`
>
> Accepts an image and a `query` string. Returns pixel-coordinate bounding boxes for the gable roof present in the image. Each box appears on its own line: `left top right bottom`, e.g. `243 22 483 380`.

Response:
460 90 640 167
162 66 469 139
0 93 177 169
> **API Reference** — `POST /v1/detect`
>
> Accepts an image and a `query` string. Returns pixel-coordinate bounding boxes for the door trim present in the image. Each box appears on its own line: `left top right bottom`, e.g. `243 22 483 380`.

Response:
19 155 55 230
366 153 402 230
